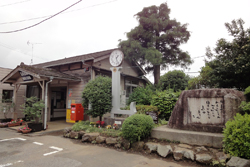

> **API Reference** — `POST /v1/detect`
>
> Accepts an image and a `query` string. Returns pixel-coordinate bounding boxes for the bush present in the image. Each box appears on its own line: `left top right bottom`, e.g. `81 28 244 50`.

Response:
223 113 250 159
20 96 45 123
244 86 250 101
127 84 155 105
82 76 112 121
122 114 154 143
151 90 180 120
239 101 250 114
136 105 158 114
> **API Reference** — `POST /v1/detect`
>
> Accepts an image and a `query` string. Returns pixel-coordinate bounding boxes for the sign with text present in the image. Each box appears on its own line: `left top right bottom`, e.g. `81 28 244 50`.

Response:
188 98 223 124
19 71 33 81
146 111 158 124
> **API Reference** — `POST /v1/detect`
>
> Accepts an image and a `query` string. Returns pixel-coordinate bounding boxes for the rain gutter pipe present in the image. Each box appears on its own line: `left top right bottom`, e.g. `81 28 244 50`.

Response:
44 77 53 130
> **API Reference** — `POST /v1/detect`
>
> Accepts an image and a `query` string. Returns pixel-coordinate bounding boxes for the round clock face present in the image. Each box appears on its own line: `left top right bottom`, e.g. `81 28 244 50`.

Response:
109 50 124 67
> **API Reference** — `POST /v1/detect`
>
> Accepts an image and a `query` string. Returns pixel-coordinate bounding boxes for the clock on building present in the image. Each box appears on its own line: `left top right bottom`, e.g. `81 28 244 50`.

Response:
109 50 124 67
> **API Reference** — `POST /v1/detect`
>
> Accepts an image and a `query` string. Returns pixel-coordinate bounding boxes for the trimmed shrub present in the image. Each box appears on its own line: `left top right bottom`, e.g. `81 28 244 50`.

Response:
122 114 154 143
136 105 158 114
151 90 180 120
223 113 250 159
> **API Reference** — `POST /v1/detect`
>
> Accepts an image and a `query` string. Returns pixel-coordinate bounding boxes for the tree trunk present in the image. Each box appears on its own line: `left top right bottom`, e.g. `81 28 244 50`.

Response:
99 116 102 122
153 65 160 85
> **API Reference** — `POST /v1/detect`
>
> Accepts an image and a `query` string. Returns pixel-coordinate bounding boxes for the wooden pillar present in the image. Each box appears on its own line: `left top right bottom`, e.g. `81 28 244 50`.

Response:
12 84 20 120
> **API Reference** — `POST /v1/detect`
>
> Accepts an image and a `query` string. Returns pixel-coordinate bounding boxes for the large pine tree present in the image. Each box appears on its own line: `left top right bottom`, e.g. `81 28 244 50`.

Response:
119 3 192 85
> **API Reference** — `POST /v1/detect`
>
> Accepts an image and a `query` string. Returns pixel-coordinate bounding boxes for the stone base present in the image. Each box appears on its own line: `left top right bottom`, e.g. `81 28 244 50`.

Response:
103 117 126 128
151 125 223 148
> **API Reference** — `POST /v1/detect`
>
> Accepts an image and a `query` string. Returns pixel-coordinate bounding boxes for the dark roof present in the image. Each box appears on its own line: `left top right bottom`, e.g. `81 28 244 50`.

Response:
1 63 81 83
34 48 146 75
34 48 117 68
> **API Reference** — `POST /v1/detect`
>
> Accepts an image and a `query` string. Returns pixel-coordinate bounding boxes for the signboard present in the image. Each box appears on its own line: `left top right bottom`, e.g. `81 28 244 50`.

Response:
188 98 223 124
19 71 33 81
146 111 158 124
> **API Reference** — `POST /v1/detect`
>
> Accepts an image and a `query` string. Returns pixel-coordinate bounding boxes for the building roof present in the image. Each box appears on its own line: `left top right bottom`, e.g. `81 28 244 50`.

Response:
34 48 146 75
1 63 81 84
34 48 117 68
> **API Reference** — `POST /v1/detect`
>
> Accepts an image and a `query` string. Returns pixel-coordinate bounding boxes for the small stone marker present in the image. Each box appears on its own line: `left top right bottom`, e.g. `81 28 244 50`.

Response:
146 111 158 124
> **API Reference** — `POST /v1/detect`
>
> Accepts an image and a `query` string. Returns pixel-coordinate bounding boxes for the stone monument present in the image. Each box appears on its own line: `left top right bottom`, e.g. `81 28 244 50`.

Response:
168 89 245 133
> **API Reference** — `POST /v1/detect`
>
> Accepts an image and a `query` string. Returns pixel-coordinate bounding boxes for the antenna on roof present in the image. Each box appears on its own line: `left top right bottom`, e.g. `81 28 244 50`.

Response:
27 41 42 65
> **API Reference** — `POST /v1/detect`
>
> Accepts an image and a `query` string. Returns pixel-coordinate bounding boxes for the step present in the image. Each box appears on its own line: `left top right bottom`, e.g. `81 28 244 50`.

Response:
151 125 223 148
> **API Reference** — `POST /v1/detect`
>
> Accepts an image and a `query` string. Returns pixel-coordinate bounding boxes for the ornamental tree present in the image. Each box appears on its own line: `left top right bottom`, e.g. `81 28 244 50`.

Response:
119 2 193 85
82 76 112 121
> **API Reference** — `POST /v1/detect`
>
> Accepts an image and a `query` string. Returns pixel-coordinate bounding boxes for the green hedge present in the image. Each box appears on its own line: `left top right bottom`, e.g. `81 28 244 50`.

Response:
136 105 158 114
223 113 250 159
122 114 154 143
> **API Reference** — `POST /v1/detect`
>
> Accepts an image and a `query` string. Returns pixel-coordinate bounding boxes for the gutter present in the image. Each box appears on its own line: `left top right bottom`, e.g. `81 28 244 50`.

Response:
44 77 53 130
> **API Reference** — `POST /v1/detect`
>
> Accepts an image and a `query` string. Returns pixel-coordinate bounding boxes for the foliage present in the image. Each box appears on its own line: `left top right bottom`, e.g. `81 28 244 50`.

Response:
188 65 219 89
244 86 250 101
154 119 168 127
118 2 192 85
72 121 121 137
160 70 190 91
135 105 158 114
127 84 155 105
223 113 250 159
20 96 45 123
204 19 250 90
239 101 250 114
188 76 201 90
82 76 112 121
122 114 154 143
151 90 180 120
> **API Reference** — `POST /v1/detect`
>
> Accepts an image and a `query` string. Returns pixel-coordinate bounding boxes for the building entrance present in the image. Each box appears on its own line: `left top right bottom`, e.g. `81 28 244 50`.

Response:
50 87 67 121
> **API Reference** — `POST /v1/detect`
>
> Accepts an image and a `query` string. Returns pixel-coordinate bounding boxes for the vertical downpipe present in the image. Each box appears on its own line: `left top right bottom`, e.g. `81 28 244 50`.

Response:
44 77 53 130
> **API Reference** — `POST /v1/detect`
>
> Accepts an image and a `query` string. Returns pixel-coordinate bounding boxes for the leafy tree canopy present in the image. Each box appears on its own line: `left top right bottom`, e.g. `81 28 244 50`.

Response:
205 19 250 90
82 76 112 121
118 2 193 85
160 70 190 91
188 66 218 89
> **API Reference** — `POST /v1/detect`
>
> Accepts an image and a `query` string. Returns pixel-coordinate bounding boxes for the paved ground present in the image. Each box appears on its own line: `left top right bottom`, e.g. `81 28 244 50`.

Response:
0 128 206 167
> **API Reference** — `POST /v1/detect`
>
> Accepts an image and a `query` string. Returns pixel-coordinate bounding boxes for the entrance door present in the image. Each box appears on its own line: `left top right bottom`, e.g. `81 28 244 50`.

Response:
50 87 67 121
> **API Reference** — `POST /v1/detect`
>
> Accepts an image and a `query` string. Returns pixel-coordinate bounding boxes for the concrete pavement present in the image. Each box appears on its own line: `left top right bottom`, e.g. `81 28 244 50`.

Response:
0 128 204 167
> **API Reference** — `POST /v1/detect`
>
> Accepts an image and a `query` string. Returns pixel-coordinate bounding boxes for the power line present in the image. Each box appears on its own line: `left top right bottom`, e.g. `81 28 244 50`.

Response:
0 0 31 8
0 41 48 60
0 0 117 25
0 0 82 33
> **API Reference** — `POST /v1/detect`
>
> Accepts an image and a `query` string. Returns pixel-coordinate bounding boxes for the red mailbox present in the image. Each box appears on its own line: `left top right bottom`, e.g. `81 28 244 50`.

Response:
70 103 84 121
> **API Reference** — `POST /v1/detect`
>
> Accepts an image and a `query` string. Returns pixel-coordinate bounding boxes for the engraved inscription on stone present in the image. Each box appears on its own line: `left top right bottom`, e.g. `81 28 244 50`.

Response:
188 98 223 124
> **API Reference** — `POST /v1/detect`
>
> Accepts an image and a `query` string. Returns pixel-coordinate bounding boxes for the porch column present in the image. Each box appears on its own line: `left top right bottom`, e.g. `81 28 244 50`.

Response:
12 83 20 120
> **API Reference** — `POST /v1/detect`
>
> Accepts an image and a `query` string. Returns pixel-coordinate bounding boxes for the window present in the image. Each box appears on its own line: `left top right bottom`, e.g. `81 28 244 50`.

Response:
27 85 40 98
2 90 13 103
125 79 138 98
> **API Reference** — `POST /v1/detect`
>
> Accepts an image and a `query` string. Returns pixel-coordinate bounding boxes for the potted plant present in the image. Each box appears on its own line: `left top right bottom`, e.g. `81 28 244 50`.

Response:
0 122 8 128
20 96 45 132
8 120 20 127
20 126 32 134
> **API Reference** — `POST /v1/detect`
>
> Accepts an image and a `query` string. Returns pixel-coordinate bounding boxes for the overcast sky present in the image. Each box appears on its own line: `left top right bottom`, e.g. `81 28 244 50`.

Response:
0 0 250 82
